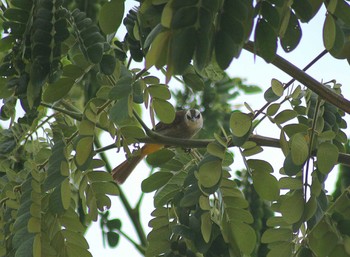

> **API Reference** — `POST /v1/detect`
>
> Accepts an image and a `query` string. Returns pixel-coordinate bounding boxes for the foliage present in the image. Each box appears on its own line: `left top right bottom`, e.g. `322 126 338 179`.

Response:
0 0 350 257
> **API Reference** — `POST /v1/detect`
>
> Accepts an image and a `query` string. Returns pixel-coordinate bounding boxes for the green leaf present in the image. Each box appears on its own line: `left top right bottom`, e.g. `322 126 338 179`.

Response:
109 97 131 125
200 212 212 243
247 159 273 173
226 208 254 224
231 222 256 255
196 159 222 188
107 231 120 247
230 112 252 137
43 78 75 103
120 126 145 139
252 170 279 200
267 103 281 116
317 142 339 174
146 148 174 166
261 228 292 243
280 11 302 52
91 182 119 196
146 31 170 69
323 14 345 56
280 190 304 224
274 109 298 124
75 136 94 170
152 98 175 124
255 18 277 62
207 142 226 159
291 133 309 165
279 177 303 190
141 172 173 193
109 77 132 100
283 123 309 137
100 54 117 75
182 68 205 91
170 27 196 74
267 242 293 257
99 0 124 34
283 153 303 176
271 78 284 96
148 84 171 100
243 145 263 156
86 43 104 63
264 87 281 102
215 30 239 70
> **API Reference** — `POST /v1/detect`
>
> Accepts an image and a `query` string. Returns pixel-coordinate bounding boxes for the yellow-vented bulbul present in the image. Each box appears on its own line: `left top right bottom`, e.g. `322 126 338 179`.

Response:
112 109 203 184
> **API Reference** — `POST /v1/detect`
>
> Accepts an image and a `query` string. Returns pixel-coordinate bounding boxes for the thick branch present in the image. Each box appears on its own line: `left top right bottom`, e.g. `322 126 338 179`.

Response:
135 134 350 167
243 41 350 114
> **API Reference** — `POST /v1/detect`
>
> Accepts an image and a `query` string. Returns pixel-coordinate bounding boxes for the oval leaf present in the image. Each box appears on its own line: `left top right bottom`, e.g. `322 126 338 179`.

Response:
230 112 252 137
252 170 279 200
141 172 173 193
317 142 339 174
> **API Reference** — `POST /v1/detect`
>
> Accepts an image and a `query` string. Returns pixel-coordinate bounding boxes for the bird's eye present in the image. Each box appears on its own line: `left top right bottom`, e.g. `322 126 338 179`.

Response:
195 113 201 119
187 114 191 120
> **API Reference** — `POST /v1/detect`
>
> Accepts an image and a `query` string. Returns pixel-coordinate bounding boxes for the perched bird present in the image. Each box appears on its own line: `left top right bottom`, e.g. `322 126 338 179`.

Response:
112 109 203 184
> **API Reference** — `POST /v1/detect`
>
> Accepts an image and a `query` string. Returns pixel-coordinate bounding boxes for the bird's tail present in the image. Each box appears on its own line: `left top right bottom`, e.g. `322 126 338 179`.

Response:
111 144 163 184
111 154 143 184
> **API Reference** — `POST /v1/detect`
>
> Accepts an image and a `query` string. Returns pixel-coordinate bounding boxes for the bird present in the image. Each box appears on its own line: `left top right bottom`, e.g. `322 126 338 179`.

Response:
111 109 203 184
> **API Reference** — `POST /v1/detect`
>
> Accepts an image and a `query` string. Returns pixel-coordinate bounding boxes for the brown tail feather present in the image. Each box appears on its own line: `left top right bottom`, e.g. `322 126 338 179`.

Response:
111 155 143 184
112 144 164 184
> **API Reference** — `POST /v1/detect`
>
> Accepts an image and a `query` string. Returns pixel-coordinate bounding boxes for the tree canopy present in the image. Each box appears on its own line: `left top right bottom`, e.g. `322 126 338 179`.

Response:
1 0 350 257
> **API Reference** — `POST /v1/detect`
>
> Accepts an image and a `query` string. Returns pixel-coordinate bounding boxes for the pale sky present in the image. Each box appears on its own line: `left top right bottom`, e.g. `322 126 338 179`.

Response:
86 3 350 257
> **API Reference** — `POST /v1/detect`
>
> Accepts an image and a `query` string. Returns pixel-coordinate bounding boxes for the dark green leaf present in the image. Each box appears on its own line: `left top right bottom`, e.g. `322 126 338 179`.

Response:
281 11 302 52
141 172 173 193
107 231 120 247
255 18 277 62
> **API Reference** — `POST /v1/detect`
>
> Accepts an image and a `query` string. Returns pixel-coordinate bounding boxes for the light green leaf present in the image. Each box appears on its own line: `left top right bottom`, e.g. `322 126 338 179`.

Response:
201 212 212 243
207 142 226 159
280 190 304 224
197 159 222 188
230 112 252 137
271 78 284 96
274 109 298 124
148 84 171 100
99 0 124 34
231 222 256 255
317 142 339 174
279 177 303 190
247 159 273 173
267 103 281 116
243 145 263 156
291 133 309 165
75 136 94 169
261 228 292 243
252 170 279 200
152 98 175 124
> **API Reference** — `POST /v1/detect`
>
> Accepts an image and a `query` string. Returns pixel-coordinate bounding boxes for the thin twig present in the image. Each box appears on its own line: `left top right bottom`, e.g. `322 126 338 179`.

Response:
244 41 350 114
253 49 328 119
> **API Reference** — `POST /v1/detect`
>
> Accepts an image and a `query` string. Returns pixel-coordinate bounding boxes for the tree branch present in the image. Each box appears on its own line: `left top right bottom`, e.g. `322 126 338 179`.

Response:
243 41 350 114
133 134 350 167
